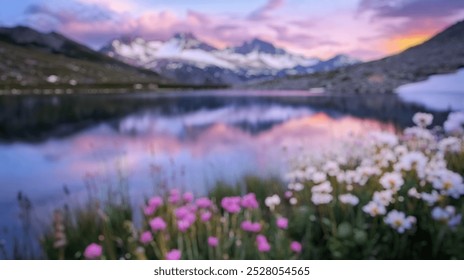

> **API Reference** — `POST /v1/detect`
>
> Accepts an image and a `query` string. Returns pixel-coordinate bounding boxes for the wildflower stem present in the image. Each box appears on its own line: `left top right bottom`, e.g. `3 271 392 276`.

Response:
433 227 447 256
184 233 194 260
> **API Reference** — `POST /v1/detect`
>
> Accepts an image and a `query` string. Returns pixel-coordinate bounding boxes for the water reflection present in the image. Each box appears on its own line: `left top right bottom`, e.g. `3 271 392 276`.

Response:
0 90 455 253
0 103 395 204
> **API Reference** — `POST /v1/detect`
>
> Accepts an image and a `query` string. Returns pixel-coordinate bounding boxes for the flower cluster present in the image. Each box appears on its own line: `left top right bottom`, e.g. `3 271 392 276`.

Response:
71 111 463 260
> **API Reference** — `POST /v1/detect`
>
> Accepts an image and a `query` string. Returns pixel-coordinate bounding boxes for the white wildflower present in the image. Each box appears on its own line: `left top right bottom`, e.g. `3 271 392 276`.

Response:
412 112 433 128
438 137 461 153
407 187 421 199
344 170 357 185
431 206 462 228
371 131 398 147
432 169 464 199
395 151 428 178
444 112 464 134
379 172 404 192
304 166 316 180
265 194 281 210
339 193 359 206
421 190 441 205
289 197 298 205
322 161 339 176
384 210 416 233
288 182 304 191
312 171 327 183
449 214 462 227
355 166 381 186
396 151 427 171
404 126 434 141
373 190 395 206
336 172 346 184
311 193 333 205
362 201 386 217
285 170 306 182
377 148 397 167
394 145 408 157
311 181 332 193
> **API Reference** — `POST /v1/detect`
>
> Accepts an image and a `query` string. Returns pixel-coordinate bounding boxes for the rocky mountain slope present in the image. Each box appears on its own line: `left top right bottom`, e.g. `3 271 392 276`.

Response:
101 33 359 85
0 26 167 92
249 20 464 94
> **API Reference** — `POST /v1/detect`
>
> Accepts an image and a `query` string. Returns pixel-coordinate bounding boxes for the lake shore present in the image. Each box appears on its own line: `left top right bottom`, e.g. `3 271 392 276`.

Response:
3 112 464 260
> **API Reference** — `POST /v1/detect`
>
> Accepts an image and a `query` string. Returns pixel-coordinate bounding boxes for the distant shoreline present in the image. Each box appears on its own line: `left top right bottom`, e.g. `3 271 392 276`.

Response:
0 83 229 95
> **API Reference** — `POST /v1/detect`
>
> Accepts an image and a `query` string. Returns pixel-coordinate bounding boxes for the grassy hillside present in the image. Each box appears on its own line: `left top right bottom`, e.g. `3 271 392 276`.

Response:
0 26 171 93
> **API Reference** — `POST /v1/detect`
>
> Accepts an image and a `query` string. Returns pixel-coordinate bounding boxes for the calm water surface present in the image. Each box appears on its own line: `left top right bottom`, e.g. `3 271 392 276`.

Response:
0 88 462 257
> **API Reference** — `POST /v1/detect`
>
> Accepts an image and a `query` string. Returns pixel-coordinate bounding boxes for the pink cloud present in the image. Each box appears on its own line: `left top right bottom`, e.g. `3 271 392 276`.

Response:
358 0 464 19
356 0 464 55
249 0 286 20
22 0 464 60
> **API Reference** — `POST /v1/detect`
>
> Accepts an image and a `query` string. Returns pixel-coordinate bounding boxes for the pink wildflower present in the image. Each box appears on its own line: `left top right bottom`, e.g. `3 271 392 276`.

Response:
169 189 180 204
276 217 288 229
183 192 194 203
256 235 270 252
208 236 219 247
177 219 192 232
148 196 163 208
196 197 212 208
201 211 212 222
241 220 262 233
149 217 167 231
143 204 156 216
140 231 153 244
241 193 259 209
290 241 302 253
166 249 181 260
221 196 241 213
175 206 190 219
83 243 102 259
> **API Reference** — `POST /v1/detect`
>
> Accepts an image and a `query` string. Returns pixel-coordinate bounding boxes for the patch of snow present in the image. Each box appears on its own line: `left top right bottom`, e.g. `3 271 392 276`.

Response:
396 69 464 111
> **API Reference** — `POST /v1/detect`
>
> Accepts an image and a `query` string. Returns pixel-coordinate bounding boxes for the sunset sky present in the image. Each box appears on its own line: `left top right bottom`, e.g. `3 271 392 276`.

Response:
1 0 464 60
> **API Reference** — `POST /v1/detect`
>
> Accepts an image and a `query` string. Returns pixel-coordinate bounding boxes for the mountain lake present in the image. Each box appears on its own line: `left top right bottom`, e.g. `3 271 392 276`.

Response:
0 71 463 257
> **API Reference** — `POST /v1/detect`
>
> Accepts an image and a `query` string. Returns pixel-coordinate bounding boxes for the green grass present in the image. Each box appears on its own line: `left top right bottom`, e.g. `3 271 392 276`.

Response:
36 115 464 260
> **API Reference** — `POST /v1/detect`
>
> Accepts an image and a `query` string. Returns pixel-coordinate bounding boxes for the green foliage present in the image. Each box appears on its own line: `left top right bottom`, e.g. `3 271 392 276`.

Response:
39 119 464 260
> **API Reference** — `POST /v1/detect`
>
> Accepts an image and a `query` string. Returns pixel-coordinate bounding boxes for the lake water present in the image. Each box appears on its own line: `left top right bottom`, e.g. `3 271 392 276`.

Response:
0 87 462 258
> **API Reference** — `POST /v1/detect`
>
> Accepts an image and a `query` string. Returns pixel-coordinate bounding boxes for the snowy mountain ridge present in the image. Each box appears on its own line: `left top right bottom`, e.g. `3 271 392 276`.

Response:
101 32 360 85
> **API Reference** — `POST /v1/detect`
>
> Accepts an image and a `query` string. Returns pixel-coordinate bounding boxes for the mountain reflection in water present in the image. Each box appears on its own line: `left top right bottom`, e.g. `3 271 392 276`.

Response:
0 90 455 241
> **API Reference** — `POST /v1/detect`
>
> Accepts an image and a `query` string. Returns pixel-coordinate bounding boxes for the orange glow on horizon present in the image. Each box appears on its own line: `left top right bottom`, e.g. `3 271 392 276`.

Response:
386 33 431 54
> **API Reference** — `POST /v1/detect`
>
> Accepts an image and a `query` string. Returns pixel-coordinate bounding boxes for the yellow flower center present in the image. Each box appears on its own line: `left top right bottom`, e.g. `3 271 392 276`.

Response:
389 179 396 187
394 220 403 227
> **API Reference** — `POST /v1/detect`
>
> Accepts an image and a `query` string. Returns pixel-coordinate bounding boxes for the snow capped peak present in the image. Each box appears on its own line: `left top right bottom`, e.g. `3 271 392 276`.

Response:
232 38 286 55
111 35 139 45
167 32 217 52
101 33 360 85
172 32 197 41
328 54 361 64
323 54 361 67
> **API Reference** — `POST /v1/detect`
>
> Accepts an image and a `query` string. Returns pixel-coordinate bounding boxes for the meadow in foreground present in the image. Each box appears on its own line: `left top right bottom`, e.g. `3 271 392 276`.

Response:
41 112 464 260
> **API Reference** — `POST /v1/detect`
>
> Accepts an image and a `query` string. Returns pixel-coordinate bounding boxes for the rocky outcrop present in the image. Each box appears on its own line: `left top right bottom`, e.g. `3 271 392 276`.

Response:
248 20 464 94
